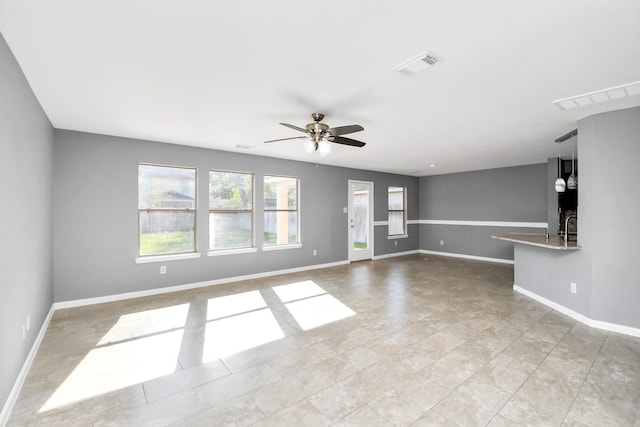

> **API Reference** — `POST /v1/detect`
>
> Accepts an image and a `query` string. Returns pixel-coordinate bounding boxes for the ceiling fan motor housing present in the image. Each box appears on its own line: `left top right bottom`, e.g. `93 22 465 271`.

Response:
306 121 329 142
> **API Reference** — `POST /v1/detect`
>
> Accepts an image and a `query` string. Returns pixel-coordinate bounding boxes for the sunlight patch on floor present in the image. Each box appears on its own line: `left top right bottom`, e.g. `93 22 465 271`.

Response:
273 281 356 330
272 280 326 303
202 291 284 362
206 290 268 320
98 303 191 345
40 303 190 413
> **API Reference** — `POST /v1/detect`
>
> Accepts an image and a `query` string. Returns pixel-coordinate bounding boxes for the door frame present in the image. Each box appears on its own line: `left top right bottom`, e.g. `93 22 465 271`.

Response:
348 180 374 262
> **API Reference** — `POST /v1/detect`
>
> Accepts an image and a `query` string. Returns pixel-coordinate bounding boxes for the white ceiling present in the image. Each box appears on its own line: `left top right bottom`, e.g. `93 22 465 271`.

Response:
1 1 639 176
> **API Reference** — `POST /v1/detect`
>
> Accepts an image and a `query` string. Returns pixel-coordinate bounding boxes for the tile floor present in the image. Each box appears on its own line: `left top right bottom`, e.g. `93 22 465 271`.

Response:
8 254 640 426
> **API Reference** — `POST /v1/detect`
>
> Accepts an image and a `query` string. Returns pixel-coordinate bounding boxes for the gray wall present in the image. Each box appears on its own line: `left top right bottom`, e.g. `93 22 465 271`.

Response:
53 130 419 302
584 107 640 327
0 34 54 412
514 106 640 329
418 164 548 260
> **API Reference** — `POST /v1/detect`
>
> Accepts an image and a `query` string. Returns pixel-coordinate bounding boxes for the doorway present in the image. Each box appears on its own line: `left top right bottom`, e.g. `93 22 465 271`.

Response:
348 180 374 262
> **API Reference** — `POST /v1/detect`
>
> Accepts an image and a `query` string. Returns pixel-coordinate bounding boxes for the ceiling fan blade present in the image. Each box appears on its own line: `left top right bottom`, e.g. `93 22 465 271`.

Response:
327 124 364 136
331 136 366 147
279 123 307 133
264 136 307 143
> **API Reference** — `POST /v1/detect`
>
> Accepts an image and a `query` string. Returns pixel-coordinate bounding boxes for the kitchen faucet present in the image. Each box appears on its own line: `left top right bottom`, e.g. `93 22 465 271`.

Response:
564 214 577 246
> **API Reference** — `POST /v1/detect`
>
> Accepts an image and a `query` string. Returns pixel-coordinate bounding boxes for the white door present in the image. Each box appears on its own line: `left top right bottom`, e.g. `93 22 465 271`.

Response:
348 180 374 262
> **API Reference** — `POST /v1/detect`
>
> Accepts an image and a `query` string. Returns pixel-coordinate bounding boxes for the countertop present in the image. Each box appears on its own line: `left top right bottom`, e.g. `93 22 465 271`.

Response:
492 233 581 251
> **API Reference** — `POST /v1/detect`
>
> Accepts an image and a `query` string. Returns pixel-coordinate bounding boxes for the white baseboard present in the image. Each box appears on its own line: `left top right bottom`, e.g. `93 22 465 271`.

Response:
54 260 350 310
419 249 514 265
372 250 419 260
513 285 640 338
1 306 55 427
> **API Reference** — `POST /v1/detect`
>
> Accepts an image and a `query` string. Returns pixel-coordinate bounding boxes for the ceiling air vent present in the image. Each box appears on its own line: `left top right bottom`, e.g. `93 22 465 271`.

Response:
552 81 640 110
393 50 442 74
421 54 440 66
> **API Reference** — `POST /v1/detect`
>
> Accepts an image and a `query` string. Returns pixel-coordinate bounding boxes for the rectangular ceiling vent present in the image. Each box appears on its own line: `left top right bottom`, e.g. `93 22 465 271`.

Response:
552 81 640 110
394 50 442 74
421 54 440 66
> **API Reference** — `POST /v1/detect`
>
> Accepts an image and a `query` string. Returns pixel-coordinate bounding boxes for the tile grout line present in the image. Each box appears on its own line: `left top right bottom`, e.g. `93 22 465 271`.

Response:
489 321 585 425
482 315 559 425
559 331 610 425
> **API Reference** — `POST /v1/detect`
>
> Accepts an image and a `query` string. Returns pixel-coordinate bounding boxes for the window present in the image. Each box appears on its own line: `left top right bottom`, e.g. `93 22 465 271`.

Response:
388 186 406 236
209 170 254 251
263 176 299 246
138 164 196 256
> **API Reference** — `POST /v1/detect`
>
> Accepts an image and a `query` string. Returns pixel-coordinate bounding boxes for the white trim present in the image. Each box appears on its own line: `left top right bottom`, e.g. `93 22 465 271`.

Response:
1 306 55 427
373 250 419 260
262 243 303 252
387 234 408 240
135 252 201 264
53 260 348 310
419 249 514 265
513 285 640 338
416 219 548 228
208 247 258 257
375 219 545 228
348 180 374 262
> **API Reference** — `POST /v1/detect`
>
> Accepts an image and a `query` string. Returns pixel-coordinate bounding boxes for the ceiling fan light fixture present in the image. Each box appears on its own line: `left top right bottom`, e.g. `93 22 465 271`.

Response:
303 139 316 154
318 140 331 157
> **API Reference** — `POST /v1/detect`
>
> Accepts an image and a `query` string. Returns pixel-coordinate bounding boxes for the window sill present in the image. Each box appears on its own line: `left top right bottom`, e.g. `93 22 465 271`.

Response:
135 252 201 264
208 247 258 257
388 234 409 240
262 243 303 252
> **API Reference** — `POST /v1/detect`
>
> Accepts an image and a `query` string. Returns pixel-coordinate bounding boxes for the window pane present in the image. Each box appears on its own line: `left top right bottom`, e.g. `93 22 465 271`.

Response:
264 212 298 245
264 176 297 210
209 212 253 250
353 191 369 250
209 171 253 210
139 165 196 209
388 186 404 210
388 211 405 235
139 211 195 255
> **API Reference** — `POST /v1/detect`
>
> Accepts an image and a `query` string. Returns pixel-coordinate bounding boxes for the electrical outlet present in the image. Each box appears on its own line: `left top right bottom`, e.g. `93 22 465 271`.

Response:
571 282 577 294
394 241 398 246
313 249 317 256
440 240 444 246
26 314 30 331
160 265 167 275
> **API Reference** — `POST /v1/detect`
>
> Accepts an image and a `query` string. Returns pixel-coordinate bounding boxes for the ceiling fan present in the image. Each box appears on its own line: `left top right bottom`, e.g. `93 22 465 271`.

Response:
264 113 365 156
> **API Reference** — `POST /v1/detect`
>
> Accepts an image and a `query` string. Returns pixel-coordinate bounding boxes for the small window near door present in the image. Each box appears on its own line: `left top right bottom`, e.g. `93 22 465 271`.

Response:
388 186 406 236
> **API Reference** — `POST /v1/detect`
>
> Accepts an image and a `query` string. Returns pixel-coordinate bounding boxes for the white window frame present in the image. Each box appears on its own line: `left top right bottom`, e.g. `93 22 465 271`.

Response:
388 185 408 238
137 163 198 260
208 169 256 255
263 175 301 249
